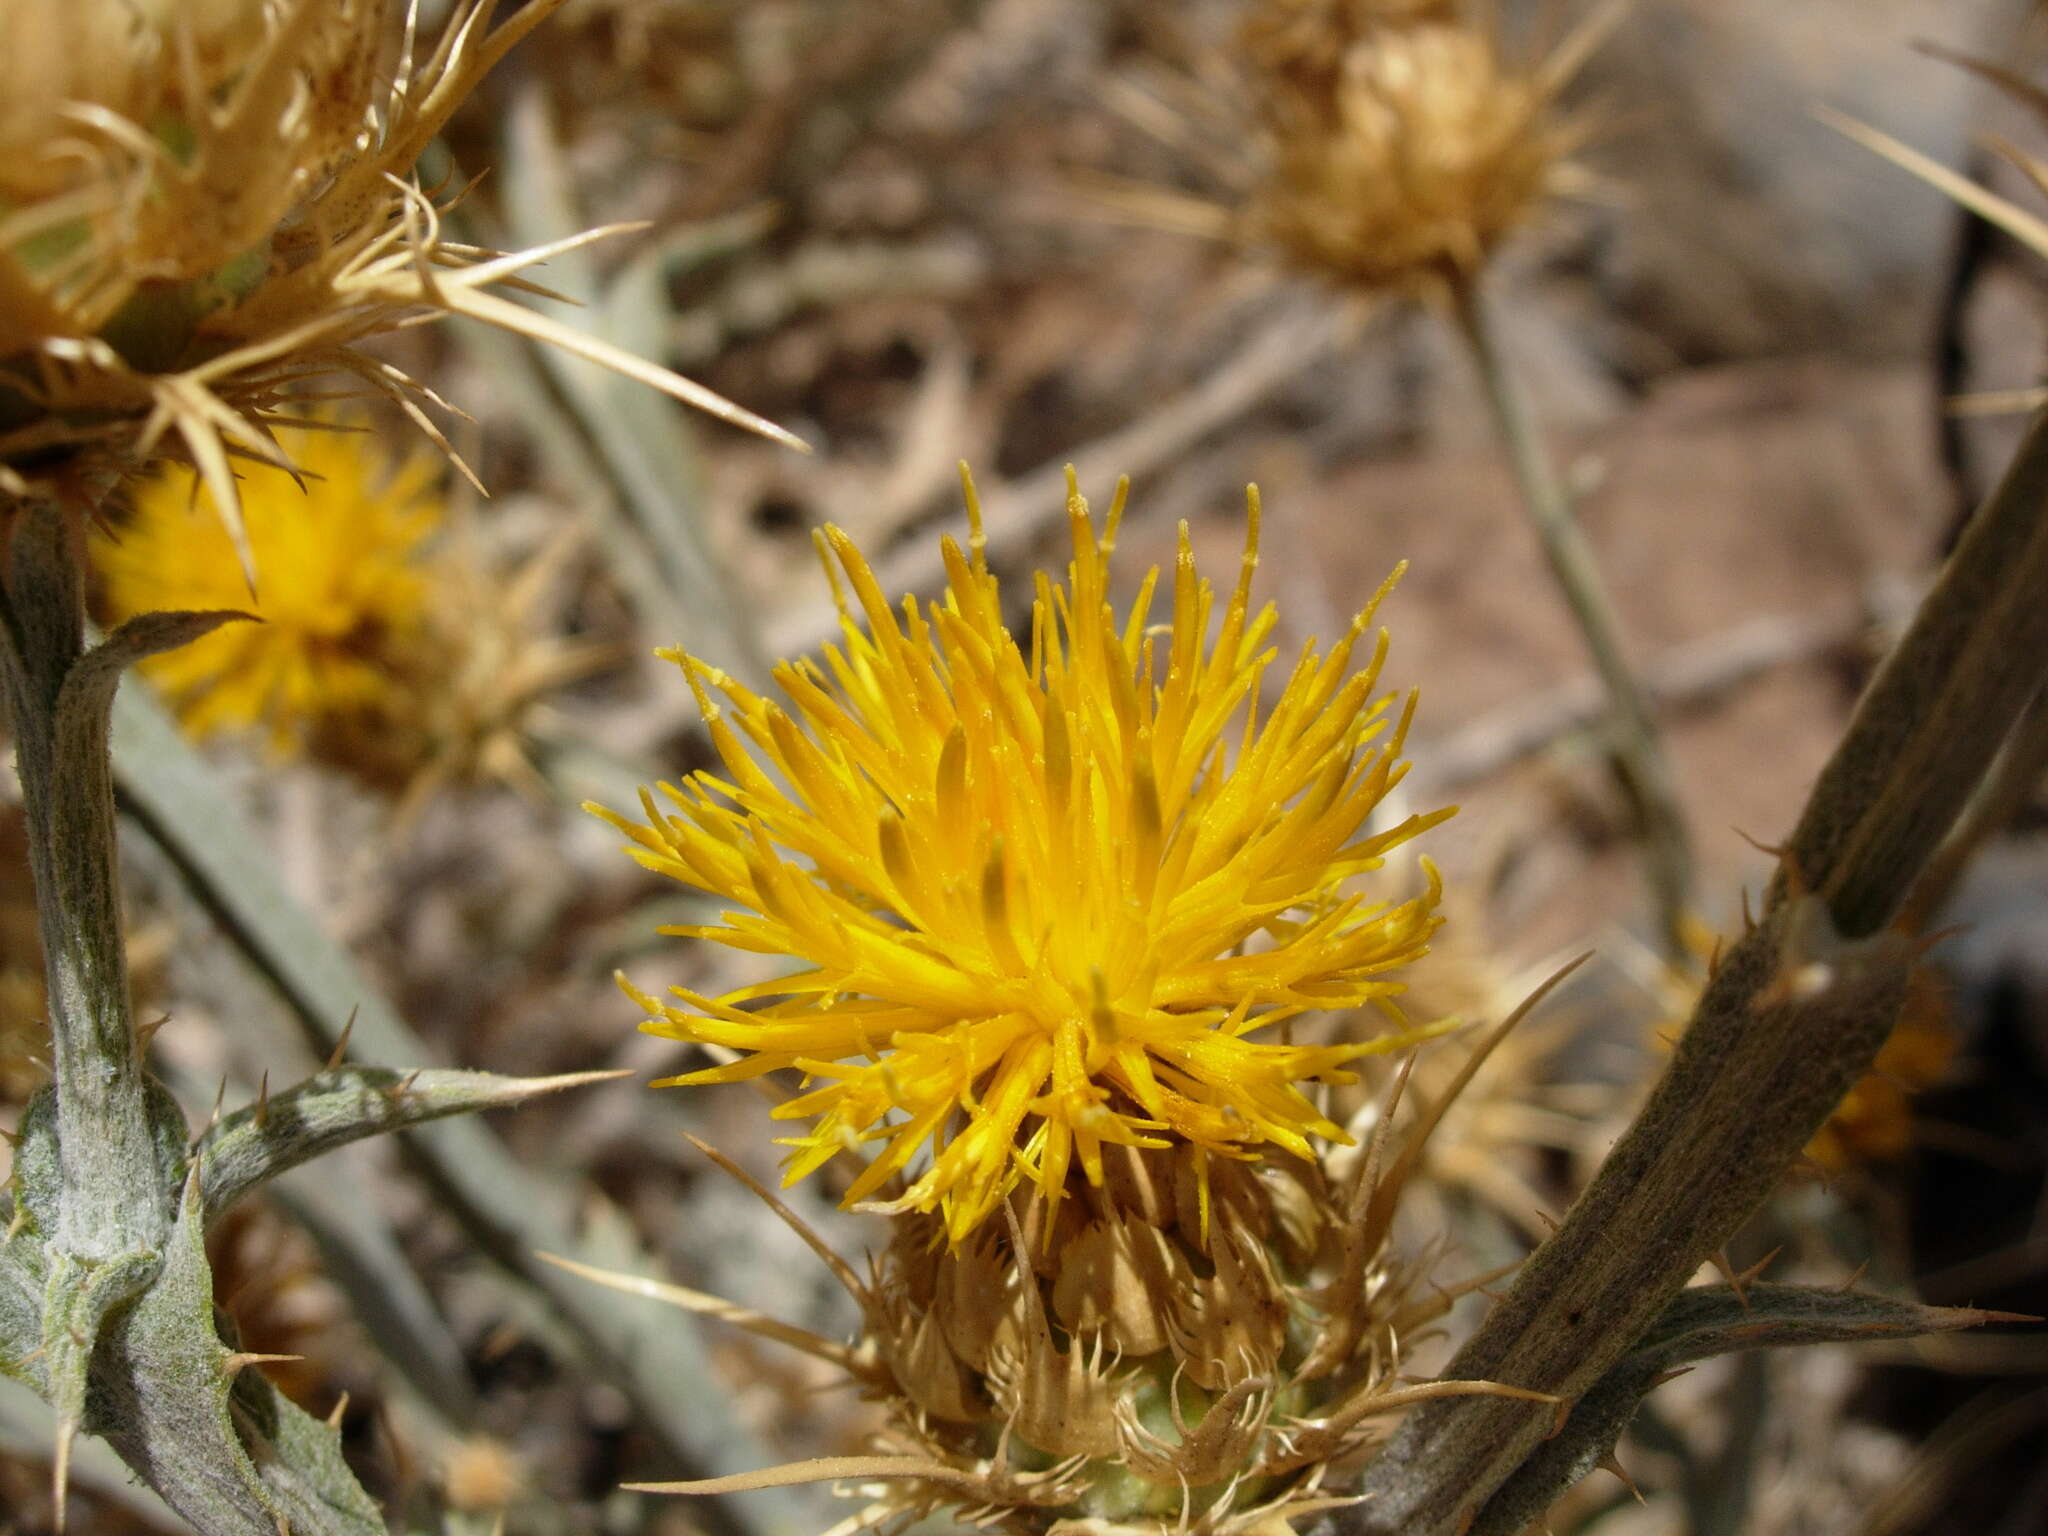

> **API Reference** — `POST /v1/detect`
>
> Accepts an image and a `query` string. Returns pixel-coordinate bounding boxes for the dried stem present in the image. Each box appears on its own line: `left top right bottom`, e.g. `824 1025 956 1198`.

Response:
1334 404 2048 1534
1447 276 1694 956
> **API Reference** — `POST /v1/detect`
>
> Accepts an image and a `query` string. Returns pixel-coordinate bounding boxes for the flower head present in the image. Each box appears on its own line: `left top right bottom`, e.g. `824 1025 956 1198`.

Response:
1238 2 1618 295
94 415 440 748
1246 19 1587 292
599 471 1450 1243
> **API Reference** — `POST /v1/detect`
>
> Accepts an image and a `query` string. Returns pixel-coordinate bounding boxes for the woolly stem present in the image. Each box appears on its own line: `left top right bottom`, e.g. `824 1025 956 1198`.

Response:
0 493 164 1258
1448 276 1694 956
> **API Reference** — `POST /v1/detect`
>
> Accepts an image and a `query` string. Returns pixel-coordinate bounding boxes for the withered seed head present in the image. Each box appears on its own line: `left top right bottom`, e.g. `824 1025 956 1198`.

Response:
1244 19 1586 294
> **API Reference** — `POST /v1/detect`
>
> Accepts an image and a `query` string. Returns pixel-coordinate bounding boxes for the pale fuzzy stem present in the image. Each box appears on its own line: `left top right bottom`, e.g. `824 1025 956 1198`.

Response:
1446 278 1695 958
0 495 164 1258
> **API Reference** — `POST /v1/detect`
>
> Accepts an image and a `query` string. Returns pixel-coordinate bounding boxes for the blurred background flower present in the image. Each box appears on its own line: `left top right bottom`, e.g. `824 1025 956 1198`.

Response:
95 418 442 751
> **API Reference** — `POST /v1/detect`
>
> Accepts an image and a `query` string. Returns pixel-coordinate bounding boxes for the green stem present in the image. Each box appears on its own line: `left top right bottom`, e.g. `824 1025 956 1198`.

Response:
1448 278 1694 955
0 496 164 1258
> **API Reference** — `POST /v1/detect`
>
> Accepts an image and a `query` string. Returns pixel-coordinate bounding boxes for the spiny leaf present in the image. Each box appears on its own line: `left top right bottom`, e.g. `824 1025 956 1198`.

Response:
194 1065 628 1222
94 1172 384 1536
1467 1283 2024 1536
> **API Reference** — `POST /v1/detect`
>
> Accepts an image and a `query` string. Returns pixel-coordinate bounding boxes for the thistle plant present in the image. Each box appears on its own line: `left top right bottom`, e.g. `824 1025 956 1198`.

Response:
567 439 2044 1533
0 1 795 1528
578 471 1558 1534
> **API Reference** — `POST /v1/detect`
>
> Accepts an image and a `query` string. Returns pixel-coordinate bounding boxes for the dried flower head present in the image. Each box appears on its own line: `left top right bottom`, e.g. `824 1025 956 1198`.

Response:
331 516 616 815
0 0 792 560
94 416 441 749
597 472 1451 1244
1241 4 1610 293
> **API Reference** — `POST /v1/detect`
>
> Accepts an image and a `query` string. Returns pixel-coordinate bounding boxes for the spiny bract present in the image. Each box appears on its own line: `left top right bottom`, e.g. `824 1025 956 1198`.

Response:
597 470 1451 1244
0 0 792 565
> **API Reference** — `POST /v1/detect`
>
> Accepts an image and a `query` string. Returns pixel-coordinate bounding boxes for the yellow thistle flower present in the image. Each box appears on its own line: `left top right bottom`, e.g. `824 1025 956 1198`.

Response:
94 417 440 748
597 471 1451 1244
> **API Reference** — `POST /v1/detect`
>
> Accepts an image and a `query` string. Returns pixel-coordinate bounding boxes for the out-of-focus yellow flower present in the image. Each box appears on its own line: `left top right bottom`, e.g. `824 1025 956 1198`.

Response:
94 418 439 749
598 470 1450 1243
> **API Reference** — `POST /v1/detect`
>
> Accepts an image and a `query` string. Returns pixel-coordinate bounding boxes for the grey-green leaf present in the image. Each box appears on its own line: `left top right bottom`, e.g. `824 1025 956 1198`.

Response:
195 1065 628 1221
95 1174 383 1536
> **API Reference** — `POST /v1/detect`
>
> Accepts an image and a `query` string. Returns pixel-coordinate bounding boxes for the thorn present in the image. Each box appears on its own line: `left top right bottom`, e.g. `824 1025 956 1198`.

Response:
1708 1250 1755 1308
254 1070 270 1131
380 1068 422 1102
1533 1208 1561 1235
326 1390 350 1431
1833 1259 1873 1293
1598 1452 1645 1503
1732 827 1789 860
134 1012 172 1053
1733 1246 1783 1296
1912 923 1968 955
326 1007 357 1071
1647 1365 1695 1389
222 1351 304 1379
209 1074 229 1130
1739 886 1756 935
